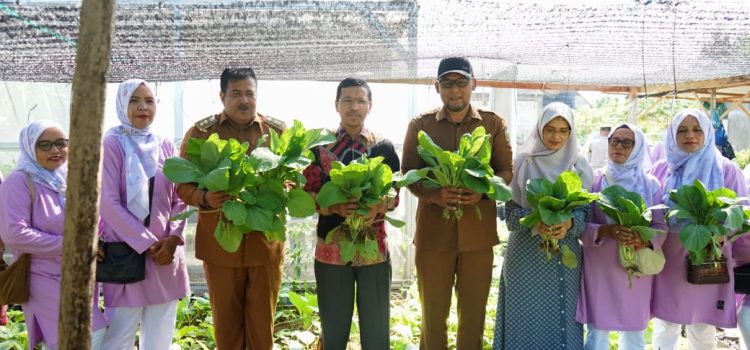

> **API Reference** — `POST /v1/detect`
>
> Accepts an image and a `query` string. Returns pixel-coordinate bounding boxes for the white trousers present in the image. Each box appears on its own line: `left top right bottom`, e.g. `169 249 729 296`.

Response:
101 300 178 350
41 327 106 350
738 305 750 350
652 318 717 350
584 324 645 350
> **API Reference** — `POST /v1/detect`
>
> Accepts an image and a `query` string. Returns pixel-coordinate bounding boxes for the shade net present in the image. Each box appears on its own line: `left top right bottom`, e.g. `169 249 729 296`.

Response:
1 0 749 87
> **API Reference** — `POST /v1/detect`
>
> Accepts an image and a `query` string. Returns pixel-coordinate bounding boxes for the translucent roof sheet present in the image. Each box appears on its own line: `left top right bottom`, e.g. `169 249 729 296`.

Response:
2 0 750 87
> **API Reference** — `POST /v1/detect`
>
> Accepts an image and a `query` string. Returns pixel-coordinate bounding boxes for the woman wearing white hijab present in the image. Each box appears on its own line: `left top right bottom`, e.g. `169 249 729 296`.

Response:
0 120 108 349
99 79 189 350
650 109 747 350
575 123 666 350
493 102 593 349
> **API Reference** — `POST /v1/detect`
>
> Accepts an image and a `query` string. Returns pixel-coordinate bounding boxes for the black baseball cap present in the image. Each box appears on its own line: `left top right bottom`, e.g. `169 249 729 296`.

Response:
437 57 473 79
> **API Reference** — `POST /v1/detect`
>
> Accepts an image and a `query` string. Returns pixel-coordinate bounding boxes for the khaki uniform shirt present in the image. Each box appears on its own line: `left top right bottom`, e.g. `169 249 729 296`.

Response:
401 105 513 252
176 112 286 267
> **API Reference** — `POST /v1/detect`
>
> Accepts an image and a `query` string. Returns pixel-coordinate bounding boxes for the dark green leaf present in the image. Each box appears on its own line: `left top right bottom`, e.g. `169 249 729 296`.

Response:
223 200 248 226
304 128 336 149
255 189 285 211
163 157 205 183
393 169 428 188
460 173 490 194
214 220 244 253
170 208 197 221
317 183 350 208
560 244 578 268
539 196 566 211
520 211 541 228
249 147 281 172
239 190 257 205
287 189 316 218
630 226 664 241
384 215 405 227
724 206 745 231
340 240 356 264
281 155 312 169
487 176 512 202
417 131 447 162
198 166 230 192
186 137 206 160
245 207 275 232
360 238 379 260
200 133 223 169
678 224 712 253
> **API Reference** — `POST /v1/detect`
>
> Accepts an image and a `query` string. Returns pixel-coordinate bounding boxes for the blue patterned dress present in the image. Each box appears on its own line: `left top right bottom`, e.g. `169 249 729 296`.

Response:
493 200 590 350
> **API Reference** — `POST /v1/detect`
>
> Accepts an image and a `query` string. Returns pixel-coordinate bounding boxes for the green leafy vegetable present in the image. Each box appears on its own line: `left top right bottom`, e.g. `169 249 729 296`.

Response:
597 185 667 286
164 120 335 252
520 171 598 268
667 179 750 265
316 156 420 264
406 126 512 220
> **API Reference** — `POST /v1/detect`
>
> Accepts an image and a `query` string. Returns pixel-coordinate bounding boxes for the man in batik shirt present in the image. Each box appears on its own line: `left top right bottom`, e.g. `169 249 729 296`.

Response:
303 77 400 349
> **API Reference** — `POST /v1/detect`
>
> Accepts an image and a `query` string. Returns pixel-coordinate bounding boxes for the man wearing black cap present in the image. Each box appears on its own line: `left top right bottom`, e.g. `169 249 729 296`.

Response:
401 57 513 348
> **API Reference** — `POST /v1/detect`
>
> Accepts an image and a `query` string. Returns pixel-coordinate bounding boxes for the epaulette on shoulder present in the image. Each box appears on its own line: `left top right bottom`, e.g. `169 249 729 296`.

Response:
263 115 286 132
417 108 441 119
194 115 218 132
476 108 499 116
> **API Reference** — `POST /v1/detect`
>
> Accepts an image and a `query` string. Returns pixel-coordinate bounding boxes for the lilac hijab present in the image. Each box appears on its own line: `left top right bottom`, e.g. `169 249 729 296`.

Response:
663 109 724 203
602 123 659 206
15 120 68 206
511 102 594 207
105 79 160 221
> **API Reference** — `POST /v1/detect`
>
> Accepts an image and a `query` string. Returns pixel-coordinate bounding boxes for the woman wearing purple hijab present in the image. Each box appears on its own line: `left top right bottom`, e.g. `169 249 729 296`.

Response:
0 120 108 350
576 123 667 350
99 79 189 349
650 109 747 350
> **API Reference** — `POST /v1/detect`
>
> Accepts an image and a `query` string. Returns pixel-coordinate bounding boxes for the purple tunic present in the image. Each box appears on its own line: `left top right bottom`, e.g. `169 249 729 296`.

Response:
576 171 667 330
99 135 190 307
0 171 107 348
650 158 747 327
734 234 750 307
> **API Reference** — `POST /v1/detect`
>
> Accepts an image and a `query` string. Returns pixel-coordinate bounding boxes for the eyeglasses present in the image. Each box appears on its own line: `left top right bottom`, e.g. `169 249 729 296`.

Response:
438 77 470 89
542 126 571 137
608 137 635 149
36 138 69 151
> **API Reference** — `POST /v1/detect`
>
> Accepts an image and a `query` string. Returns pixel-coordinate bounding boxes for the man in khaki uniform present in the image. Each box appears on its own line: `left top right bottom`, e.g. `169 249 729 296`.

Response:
401 57 513 349
176 68 285 350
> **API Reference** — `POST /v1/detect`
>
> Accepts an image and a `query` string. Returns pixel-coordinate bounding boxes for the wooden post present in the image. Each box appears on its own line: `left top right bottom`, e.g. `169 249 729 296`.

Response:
628 87 638 124
58 1 115 349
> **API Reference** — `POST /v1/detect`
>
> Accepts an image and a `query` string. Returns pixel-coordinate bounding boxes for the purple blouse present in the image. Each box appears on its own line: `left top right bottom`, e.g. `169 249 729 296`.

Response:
576 171 667 330
650 157 747 327
99 135 190 307
0 171 107 348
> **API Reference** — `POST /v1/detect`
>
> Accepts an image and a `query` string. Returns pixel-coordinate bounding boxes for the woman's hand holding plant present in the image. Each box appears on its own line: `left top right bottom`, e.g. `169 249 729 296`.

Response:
537 220 572 240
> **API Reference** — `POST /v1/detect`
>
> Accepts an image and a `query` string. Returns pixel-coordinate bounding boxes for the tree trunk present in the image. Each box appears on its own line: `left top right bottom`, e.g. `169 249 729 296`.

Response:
58 1 115 349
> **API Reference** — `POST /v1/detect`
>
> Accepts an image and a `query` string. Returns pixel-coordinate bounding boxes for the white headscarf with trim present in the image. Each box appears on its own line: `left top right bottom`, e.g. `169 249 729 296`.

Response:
105 79 160 221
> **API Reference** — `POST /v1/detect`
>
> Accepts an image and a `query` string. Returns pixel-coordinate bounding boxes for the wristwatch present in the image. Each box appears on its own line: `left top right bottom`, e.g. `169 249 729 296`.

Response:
199 190 210 209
